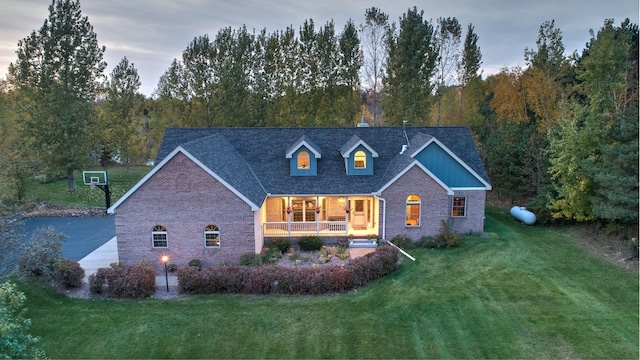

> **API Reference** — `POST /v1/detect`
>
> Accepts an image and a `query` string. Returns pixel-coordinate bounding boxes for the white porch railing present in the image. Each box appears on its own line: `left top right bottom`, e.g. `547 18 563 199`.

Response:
263 221 347 237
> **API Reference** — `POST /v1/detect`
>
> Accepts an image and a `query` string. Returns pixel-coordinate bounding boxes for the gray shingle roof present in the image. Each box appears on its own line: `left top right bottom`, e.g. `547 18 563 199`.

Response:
155 126 490 207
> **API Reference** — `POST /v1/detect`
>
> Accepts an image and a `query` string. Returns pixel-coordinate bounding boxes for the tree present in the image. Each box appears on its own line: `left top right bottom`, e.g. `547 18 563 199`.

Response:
338 19 363 126
182 34 217 127
548 19 637 222
102 57 141 173
433 17 462 125
359 7 389 125
9 0 106 192
0 281 45 359
383 7 437 125
459 24 482 89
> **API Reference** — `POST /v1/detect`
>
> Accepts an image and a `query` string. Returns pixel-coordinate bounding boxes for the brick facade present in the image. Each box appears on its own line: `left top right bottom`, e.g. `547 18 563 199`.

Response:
380 166 486 240
114 152 256 272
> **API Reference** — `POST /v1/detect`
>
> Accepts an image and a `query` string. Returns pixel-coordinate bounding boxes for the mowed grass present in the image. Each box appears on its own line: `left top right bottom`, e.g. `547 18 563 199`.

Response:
18 208 638 359
25 166 150 207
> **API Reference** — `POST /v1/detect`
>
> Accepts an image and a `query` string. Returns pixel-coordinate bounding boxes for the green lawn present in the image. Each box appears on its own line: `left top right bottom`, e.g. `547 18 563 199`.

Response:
25 166 150 207
18 208 638 359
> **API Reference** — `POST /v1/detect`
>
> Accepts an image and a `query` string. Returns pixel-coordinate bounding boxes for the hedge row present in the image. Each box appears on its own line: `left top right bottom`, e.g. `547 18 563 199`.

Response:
177 245 399 295
89 264 156 298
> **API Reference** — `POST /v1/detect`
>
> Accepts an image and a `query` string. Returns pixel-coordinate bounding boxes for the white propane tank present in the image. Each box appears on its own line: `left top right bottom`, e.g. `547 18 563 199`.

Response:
510 206 536 225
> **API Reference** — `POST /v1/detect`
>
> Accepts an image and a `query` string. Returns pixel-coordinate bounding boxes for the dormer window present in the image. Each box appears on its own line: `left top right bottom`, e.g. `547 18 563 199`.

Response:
297 151 310 169
354 151 366 169
340 135 377 176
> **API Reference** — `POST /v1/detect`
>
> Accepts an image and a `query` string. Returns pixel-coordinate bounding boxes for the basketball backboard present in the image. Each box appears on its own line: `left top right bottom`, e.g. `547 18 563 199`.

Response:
82 171 108 185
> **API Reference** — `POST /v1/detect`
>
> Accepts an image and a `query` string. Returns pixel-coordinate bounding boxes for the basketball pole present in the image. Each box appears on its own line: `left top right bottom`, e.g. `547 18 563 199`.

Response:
95 184 111 210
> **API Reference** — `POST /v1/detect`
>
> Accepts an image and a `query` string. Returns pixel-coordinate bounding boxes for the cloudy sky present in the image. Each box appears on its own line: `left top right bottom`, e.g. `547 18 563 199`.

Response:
1 0 637 96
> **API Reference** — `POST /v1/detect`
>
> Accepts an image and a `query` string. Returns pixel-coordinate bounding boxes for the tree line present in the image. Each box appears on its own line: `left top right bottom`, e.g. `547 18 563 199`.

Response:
0 0 637 230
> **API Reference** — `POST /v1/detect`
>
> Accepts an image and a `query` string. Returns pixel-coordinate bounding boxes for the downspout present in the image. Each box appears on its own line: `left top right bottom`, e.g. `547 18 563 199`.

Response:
378 197 386 241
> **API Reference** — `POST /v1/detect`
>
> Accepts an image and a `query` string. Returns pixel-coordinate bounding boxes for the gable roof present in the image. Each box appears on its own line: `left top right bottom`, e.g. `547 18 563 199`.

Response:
339 134 379 158
285 135 322 159
112 126 490 212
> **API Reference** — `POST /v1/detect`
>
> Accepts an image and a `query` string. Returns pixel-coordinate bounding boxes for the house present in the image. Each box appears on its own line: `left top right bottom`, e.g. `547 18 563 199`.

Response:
107 126 491 270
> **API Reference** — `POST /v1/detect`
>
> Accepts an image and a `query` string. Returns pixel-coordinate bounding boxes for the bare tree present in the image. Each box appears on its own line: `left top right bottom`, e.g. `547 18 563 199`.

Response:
359 7 389 126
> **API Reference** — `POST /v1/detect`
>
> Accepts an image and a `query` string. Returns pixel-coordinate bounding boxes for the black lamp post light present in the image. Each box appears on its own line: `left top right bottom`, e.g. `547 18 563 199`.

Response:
161 255 169 292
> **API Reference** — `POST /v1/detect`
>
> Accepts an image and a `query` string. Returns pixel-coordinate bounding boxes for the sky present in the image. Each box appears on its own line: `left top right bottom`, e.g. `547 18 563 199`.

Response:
1 0 638 96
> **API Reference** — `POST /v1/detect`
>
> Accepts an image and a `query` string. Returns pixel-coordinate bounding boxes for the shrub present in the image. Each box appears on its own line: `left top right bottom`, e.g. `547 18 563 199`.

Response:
262 247 282 264
298 236 323 251
89 264 156 298
177 245 400 295
416 236 438 248
390 234 415 249
239 252 263 266
167 264 178 273
18 226 66 277
52 259 85 288
435 220 461 248
317 248 332 264
269 238 291 253
188 259 202 270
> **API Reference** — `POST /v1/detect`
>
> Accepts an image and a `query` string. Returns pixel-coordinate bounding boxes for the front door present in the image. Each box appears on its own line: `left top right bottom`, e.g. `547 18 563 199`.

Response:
352 199 367 229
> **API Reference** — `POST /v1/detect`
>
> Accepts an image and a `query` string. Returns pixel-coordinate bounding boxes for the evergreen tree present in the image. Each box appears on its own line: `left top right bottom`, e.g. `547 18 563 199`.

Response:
9 0 106 192
383 7 437 125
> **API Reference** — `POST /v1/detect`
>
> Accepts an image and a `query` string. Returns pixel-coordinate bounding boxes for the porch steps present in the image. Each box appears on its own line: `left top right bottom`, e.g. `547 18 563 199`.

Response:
348 238 378 248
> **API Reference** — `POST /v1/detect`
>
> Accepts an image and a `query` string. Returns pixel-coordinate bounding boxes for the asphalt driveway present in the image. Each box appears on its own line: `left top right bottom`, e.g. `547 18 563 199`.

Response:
23 216 115 261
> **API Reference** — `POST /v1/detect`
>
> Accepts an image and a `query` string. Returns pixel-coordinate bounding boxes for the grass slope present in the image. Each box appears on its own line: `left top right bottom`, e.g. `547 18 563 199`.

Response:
25 166 150 207
19 208 638 359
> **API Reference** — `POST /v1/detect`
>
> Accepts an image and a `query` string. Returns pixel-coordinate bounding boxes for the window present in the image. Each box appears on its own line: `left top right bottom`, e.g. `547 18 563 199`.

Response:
292 199 316 222
204 224 220 248
297 151 310 169
152 225 168 248
354 150 366 169
405 195 421 226
452 197 466 217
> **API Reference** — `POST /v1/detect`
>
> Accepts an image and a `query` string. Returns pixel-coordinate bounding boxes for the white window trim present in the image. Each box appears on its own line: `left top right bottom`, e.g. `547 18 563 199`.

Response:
405 195 421 227
354 150 367 169
152 226 168 248
452 196 467 217
204 226 221 248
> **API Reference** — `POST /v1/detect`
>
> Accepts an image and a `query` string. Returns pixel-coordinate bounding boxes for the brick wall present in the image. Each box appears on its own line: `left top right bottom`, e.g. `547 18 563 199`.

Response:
114 152 256 273
380 165 486 240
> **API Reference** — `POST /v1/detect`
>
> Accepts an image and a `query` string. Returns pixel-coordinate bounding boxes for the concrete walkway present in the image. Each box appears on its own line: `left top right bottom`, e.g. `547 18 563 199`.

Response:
78 237 177 287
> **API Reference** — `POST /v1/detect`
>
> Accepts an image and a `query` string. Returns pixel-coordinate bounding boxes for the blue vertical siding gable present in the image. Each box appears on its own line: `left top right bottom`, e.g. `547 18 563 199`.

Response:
414 143 484 187
346 145 374 175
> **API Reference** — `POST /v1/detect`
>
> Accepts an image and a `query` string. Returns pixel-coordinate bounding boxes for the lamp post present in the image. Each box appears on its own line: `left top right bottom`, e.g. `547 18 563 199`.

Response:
161 255 169 292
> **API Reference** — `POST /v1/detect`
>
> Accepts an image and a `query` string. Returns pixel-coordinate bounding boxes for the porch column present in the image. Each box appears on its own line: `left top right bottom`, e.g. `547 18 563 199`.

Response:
316 196 320 236
345 196 349 236
287 196 291 237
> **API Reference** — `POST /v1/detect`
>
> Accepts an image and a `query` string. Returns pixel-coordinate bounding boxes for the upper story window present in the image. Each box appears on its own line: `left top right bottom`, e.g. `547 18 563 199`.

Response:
405 195 421 227
152 225 168 248
354 150 366 169
297 151 310 169
204 224 220 248
452 197 466 217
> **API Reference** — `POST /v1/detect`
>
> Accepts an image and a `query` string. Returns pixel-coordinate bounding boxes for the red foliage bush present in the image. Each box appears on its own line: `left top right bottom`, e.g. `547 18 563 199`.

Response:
52 259 85 288
89 264 156 298
177 245 400 295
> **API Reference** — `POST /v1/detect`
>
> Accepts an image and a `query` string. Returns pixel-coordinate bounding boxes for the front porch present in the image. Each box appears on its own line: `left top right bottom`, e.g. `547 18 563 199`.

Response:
262 195 379 239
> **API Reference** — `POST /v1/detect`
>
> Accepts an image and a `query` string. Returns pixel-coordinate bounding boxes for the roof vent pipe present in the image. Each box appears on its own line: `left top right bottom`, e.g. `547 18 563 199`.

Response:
402 120 410 149
357 116 369 127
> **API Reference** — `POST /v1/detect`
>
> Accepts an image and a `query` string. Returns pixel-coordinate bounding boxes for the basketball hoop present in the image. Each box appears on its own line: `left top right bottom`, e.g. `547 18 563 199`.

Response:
90 181 97 190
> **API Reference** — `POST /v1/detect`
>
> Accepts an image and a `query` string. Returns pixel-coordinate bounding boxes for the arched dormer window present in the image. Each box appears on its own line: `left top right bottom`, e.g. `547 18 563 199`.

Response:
152 225 168 248
297 151 310 169
405 195 421 226
354 150 367 169
204 224 220 248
